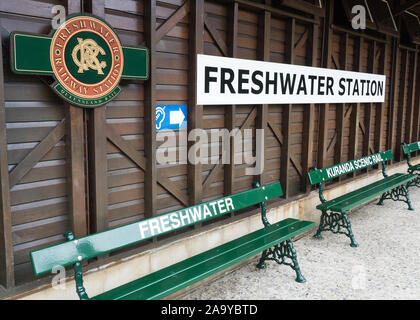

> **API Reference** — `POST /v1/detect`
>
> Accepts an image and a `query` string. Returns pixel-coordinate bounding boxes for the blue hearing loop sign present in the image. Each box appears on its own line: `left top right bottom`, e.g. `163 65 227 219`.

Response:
156 105 187 131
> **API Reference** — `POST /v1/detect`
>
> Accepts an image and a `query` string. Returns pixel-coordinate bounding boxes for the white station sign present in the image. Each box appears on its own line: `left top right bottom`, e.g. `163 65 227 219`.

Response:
197 54 386 105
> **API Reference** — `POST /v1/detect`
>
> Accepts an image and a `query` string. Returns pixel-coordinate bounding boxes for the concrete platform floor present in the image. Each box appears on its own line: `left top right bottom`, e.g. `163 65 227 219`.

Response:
180 185 420 300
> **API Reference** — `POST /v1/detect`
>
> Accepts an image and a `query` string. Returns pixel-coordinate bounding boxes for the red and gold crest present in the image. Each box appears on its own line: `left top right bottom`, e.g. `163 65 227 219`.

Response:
50 15 124 106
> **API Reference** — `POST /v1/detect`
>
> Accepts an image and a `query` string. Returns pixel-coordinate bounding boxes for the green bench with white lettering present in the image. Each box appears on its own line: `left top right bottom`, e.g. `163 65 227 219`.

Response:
402 141 420 188
30 182 315 300
308 150 417 247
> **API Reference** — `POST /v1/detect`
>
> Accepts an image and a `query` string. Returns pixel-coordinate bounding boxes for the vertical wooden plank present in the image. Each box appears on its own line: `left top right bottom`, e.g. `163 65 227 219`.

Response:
227 2 238 59
66 0 87 239
66 106 87 238
301 21 318 193
256 9 270 186
90 0 104 16
88 108 108 233
386 37 399 161
335 33 348 170
0 25 14 288
317 0 333 170
188 0 204 205
349 37 363 176
224 2 238 196
363 40 375 172
405 50 418 145
67 0 81 13
412 47 420 148
335 105 345 163
280 18 294 198
395 49 408 162
144 0 157 218
374 41 386 155
88 0 108 232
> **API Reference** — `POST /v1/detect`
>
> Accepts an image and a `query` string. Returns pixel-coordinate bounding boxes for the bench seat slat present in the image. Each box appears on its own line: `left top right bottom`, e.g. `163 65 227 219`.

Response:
317 173 417 213
93 218 315 300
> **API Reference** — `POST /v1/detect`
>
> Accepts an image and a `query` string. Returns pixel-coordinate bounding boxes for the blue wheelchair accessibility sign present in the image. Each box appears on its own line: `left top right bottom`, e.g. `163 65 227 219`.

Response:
156 105 187 131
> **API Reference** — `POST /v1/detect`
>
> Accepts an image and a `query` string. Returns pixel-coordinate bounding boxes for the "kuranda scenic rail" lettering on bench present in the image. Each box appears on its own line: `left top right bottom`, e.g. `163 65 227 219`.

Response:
325 154 384 179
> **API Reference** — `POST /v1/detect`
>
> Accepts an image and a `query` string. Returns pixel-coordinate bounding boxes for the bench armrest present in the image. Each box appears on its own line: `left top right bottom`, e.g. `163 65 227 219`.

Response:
402 142 413 169
64 231 89 300
308 167 327 204
252 182 270 227
378 149 389 178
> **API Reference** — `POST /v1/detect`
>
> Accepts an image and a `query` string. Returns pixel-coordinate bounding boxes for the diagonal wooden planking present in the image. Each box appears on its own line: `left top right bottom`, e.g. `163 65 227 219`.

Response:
141 0 191 207
106 125 189 207
202 107 258 193
267 119 303 176
204 14 228 56
294 27 309 50
155 0 190 44
9 120 66 188
326 35 379 159
204 5 307 189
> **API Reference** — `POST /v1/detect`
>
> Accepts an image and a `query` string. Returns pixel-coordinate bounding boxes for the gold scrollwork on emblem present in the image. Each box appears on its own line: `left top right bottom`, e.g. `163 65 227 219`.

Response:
72 38 107 75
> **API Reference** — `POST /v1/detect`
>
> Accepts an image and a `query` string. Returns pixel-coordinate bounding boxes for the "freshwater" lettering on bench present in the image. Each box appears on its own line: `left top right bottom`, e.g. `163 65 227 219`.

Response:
138 198 235 238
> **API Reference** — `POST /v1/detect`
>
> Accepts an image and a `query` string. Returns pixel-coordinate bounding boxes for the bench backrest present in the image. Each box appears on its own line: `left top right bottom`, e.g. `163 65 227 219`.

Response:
402 141 420 155
30 182 283 276
308 150 393 185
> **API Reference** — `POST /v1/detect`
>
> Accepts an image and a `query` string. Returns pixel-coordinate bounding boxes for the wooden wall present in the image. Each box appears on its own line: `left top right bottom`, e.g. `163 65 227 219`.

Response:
0 0 419 290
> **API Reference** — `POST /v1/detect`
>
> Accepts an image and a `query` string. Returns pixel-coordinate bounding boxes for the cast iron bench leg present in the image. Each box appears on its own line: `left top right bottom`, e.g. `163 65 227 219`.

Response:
314 210 359 248
256 240 306 283
377 185 414 211
407 176 420 188
314 210 326 240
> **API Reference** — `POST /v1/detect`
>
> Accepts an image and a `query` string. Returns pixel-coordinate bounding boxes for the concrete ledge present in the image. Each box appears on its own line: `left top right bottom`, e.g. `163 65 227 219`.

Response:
15 158 419 300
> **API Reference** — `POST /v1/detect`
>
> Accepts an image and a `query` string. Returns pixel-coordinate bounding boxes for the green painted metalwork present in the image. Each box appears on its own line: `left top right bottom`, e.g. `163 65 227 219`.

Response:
308 150 393 185
252 182 270 227
308 150 417 247
314 211 358 247
381 156 389 178
92 219 315 300
252 182 307 282
316 173 416 213
63 231 89 300
256 240 307 283
377 184 414 210
407 175 420 188
30 182 283 277
402 142 420 190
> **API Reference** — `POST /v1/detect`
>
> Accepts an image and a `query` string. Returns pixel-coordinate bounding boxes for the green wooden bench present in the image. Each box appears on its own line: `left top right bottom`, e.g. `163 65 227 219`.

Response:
308 150 417 247
30 182 315 300
402 141 420 188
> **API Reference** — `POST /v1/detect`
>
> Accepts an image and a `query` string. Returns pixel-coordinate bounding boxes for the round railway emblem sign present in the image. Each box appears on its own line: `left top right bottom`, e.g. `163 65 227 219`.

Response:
50 14 124 107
